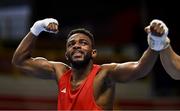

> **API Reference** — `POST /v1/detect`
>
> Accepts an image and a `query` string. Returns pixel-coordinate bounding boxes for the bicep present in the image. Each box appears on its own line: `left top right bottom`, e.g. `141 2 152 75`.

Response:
18 57 55 75
104 62 139 82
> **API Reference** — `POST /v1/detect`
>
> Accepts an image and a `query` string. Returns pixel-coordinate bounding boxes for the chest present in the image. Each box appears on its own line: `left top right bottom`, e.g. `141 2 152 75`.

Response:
69 70 111 92
70 80 84 91
58 69 115 109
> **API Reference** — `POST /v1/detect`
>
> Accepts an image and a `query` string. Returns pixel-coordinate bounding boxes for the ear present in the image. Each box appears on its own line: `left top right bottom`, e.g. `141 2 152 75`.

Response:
92 49 97 58
65 52 69 60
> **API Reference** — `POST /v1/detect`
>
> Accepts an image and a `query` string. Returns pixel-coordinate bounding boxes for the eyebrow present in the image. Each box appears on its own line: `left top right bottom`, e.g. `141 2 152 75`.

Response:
79 39 89 42
68 38 89 43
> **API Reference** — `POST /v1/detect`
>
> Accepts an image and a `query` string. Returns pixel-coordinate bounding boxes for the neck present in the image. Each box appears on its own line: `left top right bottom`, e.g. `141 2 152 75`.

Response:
71 60 93 82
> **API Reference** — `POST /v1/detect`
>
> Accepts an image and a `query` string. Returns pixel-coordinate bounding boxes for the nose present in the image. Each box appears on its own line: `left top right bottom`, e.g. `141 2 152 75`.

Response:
73 43 81 49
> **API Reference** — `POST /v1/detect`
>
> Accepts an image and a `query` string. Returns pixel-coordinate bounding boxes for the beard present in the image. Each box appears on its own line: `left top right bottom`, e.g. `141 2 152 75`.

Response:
67 51 92 69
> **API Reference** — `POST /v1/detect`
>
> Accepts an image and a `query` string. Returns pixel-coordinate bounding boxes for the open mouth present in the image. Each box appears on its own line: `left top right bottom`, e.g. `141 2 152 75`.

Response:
73 52 82 57
72 50 84 58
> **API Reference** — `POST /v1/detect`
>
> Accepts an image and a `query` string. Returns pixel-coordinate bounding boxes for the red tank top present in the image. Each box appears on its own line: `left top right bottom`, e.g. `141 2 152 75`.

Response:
57 64 102 110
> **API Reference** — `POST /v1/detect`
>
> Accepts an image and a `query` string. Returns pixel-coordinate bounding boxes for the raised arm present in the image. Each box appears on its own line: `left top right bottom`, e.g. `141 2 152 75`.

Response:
103 48 158 82
103 19 172 82
160 45 180 79
12 18 67 79
146 19 180 80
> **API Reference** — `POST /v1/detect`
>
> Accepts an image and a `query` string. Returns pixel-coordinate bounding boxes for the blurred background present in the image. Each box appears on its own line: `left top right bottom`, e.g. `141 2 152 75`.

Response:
0 0 180 110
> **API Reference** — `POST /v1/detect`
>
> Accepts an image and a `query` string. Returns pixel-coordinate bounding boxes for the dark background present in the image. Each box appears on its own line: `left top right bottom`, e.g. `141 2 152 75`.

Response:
0 0 180 110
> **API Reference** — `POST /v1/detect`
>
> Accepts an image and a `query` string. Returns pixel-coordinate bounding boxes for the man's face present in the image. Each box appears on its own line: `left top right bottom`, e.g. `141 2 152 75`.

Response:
65 33 96 66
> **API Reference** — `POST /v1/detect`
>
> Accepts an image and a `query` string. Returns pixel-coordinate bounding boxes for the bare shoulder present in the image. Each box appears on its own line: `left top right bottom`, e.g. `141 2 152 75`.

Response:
51 61 70 71
95 63 118 78
98 63 125 81
50 61 70 80
100 63 118 71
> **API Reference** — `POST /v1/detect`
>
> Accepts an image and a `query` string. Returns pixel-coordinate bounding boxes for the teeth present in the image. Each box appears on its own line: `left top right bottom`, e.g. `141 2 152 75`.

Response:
74 52 82 56
73 50 82 54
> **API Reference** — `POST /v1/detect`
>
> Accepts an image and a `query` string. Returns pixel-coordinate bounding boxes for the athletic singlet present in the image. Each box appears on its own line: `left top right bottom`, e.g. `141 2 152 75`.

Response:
57 64 102 110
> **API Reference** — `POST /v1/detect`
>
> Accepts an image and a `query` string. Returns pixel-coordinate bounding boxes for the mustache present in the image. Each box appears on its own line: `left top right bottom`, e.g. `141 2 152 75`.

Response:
71 49 84 55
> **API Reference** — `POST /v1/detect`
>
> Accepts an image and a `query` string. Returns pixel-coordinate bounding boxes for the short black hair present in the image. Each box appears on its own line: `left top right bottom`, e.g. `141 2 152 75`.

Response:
67 28 95 49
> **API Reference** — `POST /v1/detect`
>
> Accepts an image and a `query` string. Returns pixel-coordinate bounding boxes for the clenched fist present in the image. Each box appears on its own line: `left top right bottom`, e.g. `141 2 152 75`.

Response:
145 19 170 51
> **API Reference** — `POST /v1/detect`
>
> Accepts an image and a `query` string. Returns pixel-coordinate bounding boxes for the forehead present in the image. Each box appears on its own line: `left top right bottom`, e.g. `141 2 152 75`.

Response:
67 33 91 43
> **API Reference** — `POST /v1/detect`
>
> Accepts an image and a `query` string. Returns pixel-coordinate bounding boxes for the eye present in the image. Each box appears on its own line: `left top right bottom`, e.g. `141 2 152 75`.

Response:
67 42 74 47
80 40 88 46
